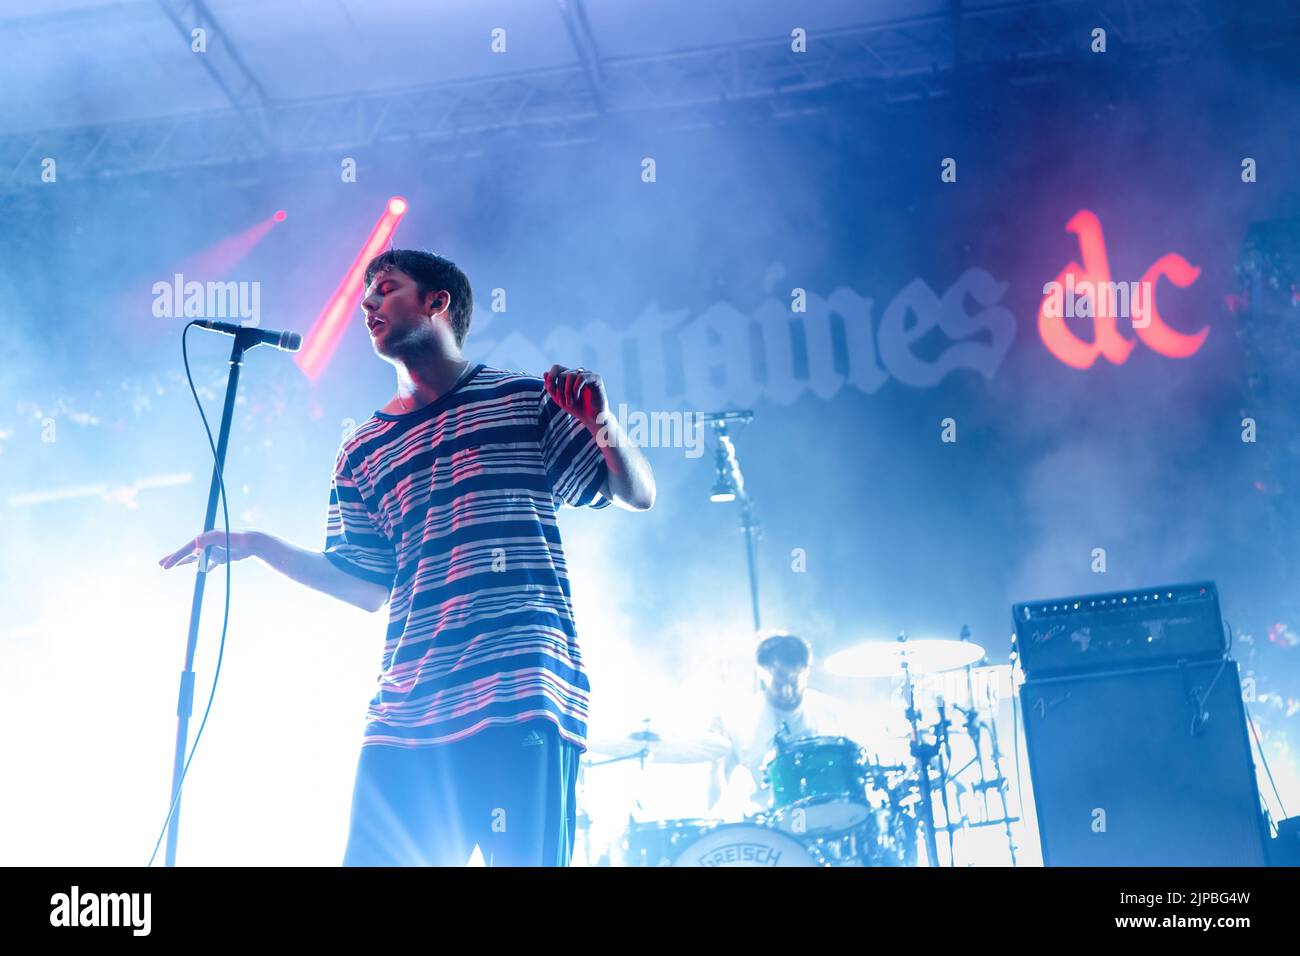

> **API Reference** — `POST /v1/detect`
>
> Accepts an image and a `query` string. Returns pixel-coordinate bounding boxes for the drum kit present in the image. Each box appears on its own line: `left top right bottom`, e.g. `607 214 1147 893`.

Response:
578 630 1023 867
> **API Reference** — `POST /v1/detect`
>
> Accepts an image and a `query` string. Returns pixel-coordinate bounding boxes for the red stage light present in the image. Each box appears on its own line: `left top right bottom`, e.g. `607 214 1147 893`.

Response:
273 210 287 222
296 197 410 380
166 215 279 283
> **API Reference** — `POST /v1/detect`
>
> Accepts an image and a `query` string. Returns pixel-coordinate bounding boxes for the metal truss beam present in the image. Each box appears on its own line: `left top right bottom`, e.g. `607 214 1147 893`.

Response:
1 0 1293 192
155 0 273 151
555 0 607 113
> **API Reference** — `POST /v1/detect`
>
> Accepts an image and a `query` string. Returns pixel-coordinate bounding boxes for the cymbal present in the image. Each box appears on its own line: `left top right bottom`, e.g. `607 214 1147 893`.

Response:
825 639 985 678
586 724 731 765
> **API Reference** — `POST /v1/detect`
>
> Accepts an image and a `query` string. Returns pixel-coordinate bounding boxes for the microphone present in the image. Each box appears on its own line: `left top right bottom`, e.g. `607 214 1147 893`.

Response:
700 409 754 424
193 319 302 352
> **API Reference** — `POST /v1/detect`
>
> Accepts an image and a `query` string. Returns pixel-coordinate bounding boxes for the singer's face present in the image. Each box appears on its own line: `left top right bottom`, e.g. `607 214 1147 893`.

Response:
759 661 808 711
361 268 440 358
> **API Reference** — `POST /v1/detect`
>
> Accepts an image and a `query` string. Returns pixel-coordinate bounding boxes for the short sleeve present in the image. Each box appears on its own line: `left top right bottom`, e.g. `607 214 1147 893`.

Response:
323 448 398 590
538 388 612 509
812 692 853 741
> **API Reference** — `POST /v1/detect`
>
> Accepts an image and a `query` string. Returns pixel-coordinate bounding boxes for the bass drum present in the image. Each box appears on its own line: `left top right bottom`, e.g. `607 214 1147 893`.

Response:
620 819 718 867
671 822 820 867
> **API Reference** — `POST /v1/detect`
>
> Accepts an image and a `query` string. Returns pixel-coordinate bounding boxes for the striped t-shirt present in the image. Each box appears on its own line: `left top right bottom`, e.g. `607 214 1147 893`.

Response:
323 363 611 751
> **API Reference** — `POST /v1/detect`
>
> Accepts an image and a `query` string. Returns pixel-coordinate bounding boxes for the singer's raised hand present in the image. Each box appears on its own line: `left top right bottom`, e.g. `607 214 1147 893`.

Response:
543 364 608 427
158 529 261 570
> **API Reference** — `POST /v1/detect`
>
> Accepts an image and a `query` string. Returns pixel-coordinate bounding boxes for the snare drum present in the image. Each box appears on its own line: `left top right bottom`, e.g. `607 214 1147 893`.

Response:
762 735 872 834
671 822 819 867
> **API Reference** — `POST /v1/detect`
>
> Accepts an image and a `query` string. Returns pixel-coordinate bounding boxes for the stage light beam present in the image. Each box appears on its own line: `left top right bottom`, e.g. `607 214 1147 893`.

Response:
296 198 410 381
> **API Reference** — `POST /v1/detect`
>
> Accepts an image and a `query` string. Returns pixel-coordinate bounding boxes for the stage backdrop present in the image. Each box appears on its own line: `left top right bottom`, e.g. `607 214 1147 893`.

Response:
3 55 1298 862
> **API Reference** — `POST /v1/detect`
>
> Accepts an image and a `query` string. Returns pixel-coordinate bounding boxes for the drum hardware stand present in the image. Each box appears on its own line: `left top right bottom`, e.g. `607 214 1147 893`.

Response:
586 718 662 770
586 748 652 770
977 674 1019 866
950 629 1019 865
933 695 964 865
575 808 593 866
898 638 943 867
574 759 594 867
946 705 1020 865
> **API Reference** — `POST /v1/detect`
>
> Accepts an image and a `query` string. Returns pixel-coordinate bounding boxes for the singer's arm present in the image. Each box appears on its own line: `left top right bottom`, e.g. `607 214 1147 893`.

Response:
590 412 656 512
542 366 655 512
158 529 390 613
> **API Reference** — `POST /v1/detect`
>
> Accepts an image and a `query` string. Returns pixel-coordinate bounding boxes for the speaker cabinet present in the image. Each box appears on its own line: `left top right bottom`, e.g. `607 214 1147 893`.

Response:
1021 658 1267 866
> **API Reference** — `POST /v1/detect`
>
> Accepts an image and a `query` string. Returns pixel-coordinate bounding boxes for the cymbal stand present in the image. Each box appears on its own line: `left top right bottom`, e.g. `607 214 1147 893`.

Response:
899 645 942 868
952 649 1019 865
932 695 959 865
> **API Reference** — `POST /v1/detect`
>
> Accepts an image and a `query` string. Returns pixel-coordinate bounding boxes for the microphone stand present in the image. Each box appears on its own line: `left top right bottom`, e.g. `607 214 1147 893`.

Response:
703 415 762 694
708 420 761 633
162 329 259 866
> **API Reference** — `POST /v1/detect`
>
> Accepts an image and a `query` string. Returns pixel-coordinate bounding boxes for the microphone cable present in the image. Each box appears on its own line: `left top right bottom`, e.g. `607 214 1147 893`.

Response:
147 320 235 866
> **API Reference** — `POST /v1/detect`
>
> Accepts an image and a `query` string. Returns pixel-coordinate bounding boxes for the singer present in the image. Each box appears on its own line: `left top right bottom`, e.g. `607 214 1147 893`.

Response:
159 249 655 866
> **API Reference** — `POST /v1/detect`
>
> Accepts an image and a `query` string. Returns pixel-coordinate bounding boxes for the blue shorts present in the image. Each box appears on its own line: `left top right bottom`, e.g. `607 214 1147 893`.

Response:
342 719 580 867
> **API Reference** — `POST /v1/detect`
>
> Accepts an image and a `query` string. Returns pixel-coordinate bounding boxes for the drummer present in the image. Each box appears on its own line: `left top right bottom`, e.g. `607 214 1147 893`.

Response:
706 631 849 817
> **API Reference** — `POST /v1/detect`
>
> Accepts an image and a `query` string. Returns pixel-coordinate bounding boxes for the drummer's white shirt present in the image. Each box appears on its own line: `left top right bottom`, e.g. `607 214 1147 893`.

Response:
713 688 846 816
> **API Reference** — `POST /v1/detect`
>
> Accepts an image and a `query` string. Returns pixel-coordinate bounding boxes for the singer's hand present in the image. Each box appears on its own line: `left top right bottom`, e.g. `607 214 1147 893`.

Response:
543 364 608 428
159 529 261 570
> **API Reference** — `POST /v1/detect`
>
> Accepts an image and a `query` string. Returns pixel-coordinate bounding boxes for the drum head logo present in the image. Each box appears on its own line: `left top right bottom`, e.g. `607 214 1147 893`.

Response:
695 841 784 867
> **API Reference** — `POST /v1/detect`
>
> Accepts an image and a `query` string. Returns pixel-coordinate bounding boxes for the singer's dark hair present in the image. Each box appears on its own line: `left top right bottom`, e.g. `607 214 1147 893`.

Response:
756 631 812 670
364 249 473 348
